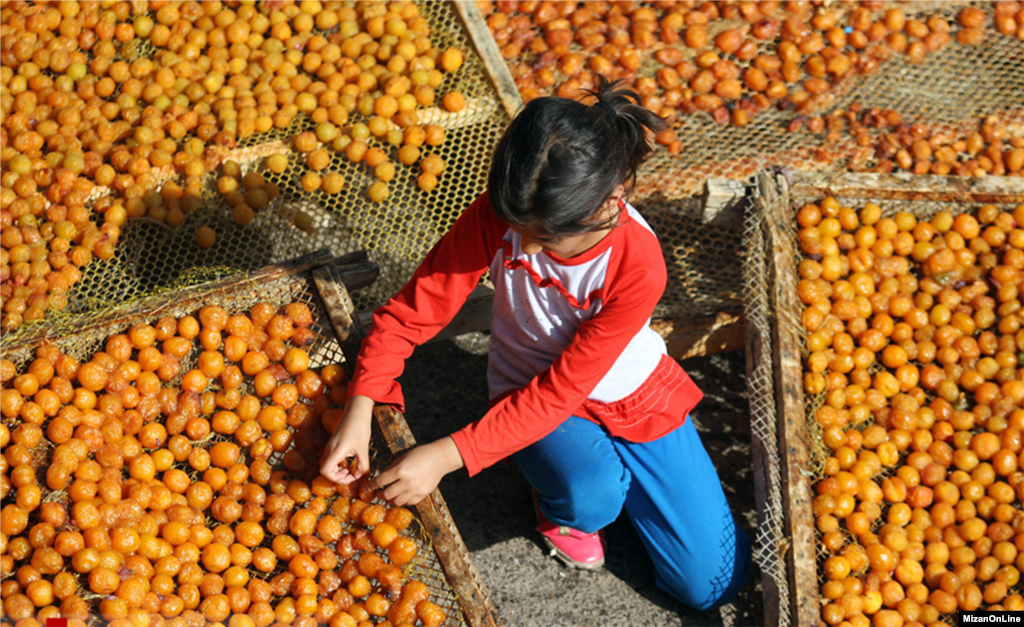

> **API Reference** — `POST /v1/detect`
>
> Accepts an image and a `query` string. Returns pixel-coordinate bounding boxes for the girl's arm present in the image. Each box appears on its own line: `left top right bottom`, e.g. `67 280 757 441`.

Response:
347 192 505 407
367 436 464 506
370 242 669 502
320 193 505 482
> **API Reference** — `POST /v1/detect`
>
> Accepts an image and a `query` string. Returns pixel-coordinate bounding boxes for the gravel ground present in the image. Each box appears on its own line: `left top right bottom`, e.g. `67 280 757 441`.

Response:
396 333 765 627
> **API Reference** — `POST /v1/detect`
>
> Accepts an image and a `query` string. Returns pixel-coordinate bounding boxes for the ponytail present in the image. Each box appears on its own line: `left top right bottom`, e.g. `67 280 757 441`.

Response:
584 76 667 194
489 75 666 236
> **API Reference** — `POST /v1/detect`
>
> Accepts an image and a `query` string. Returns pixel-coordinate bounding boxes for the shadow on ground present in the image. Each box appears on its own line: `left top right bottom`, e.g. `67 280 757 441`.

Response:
397 334 765 627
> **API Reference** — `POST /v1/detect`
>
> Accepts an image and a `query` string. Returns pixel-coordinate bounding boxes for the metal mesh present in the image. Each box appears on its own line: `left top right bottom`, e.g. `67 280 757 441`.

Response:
740 185 790 627
794 194 1023 626
641 196 746 318
1 264 470 627
3 1 511 348
495 1 1024 200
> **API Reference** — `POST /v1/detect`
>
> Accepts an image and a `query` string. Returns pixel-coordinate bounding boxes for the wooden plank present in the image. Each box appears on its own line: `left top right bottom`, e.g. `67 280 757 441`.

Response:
314 272 504 627
312 260 376 366
453 0 524 120
761 171 819 627
745 331 782 627
330 260 381 295
701 177 748 226
791 170 1024 203
659 311 745 360
373 407 504 627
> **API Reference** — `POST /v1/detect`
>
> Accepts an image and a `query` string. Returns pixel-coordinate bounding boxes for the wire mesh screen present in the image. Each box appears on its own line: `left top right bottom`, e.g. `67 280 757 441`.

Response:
490 0 1024 200
740 182 791 627
638 195 744 318
1 1 512 347
0 263 471 627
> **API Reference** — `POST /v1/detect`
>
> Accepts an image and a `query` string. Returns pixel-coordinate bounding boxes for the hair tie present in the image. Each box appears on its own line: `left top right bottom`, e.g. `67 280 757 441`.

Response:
596 100 617 117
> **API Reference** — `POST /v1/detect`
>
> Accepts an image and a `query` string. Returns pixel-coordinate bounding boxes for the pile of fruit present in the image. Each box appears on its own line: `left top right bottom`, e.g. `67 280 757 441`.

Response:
796 198 1024 625
0 300 448 627
800 111 1024 178
481 0 1024 151
0 0 467 333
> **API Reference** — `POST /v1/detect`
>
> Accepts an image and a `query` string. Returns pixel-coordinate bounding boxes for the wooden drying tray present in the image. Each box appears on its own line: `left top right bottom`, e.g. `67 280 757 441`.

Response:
4 249 502 627
312 259 504 627
750 170 1024 627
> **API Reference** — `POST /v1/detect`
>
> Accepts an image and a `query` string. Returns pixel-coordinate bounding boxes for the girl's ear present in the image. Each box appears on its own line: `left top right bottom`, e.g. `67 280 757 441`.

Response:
608 184 626 205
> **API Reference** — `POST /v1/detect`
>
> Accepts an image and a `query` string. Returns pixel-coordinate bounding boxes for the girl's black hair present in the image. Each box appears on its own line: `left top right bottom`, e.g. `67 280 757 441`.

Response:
487 75 667 237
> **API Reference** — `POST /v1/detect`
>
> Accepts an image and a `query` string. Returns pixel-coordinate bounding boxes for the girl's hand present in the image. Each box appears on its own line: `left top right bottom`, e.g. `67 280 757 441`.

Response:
320 395 375 484
368 437 464 506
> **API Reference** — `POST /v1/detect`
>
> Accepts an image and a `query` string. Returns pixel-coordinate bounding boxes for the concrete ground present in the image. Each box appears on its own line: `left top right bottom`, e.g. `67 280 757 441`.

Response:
396 334 765 627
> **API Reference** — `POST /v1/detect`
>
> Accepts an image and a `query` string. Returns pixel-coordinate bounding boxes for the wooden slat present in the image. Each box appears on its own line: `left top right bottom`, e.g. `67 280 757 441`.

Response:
745 334 781 627
312 260 377 364
701 177 749 225
313 270 504 627
453 0 524 120
791 171 1024 203
761 171 819 627
374 405 504 627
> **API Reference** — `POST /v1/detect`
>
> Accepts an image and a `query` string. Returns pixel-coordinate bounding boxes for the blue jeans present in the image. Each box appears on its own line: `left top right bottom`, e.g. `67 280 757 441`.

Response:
512 416 752 610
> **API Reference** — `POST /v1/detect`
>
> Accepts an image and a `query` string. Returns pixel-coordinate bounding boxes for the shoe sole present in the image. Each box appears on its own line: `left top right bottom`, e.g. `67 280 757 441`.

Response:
541 537 605 570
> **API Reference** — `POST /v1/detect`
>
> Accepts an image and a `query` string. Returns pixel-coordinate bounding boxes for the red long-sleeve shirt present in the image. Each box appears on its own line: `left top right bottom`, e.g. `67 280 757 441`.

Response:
348 192 703 476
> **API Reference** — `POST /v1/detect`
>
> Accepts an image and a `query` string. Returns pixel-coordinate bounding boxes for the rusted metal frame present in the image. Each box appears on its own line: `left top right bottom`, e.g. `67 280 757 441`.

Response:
762 172 819 627
791 171 1024 203
313 267 504 627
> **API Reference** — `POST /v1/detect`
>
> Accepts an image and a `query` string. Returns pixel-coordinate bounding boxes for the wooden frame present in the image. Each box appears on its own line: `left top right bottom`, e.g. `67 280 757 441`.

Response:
5 250 502 627
753 171 1024 626
756 171 818 627
2 250 371 354
789 170 1024 203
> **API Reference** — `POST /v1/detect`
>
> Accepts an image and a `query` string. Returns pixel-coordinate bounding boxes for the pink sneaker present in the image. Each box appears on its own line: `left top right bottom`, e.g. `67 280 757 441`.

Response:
533 493 606 570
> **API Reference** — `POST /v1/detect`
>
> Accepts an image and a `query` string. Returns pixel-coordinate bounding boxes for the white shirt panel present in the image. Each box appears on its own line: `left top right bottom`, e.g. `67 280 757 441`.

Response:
487 204 664 404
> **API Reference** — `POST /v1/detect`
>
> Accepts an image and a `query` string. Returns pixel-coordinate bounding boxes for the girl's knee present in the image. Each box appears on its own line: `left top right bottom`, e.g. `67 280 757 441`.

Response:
656 521 752 611
542 471 629 532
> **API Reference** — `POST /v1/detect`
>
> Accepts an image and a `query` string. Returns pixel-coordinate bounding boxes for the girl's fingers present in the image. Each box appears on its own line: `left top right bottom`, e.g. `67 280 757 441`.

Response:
369 465 395 488
354 453 371 478
321 448 359 482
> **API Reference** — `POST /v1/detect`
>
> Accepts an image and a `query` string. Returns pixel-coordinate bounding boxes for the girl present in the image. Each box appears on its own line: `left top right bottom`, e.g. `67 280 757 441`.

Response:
321 76 751 611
